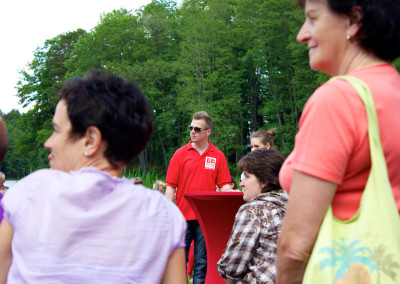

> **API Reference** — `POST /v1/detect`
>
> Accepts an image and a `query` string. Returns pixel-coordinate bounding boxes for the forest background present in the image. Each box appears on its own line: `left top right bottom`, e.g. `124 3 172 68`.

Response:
1 0 399 180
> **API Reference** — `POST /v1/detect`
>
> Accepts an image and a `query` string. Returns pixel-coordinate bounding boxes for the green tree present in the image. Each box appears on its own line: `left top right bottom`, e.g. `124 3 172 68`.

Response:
66 9 146 78
176 0 244 167
125 0 182 172
10 0 327 178
16 29 86 172
233 0 319 156
0 110 31 178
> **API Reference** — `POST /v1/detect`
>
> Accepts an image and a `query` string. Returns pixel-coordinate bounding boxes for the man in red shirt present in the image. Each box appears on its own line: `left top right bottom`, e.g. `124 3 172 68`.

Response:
166 111 231 284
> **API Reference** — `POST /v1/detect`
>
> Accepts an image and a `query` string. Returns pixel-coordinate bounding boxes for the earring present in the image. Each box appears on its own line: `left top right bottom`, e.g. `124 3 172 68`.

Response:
346 34 351 40
84 152 89 157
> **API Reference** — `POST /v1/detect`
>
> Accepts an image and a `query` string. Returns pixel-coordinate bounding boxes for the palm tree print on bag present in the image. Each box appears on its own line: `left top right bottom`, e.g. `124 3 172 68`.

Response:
371 244 400 283
319 238 376 284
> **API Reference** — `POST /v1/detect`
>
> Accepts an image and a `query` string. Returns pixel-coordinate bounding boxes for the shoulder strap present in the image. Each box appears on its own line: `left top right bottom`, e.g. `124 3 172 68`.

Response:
330 75 388 180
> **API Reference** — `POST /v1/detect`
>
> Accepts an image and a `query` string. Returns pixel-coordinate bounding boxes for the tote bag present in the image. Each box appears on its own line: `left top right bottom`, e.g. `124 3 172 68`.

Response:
303 76 400 284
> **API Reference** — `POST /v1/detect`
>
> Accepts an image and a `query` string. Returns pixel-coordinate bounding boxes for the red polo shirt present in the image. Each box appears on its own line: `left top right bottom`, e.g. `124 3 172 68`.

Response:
166 141 231 220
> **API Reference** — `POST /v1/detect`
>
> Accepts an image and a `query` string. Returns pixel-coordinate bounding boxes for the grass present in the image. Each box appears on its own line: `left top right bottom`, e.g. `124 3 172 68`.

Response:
122 167 166 189
122 167 243 192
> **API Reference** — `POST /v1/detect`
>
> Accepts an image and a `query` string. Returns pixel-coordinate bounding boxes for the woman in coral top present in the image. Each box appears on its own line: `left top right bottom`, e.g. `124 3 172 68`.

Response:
276 0 400 282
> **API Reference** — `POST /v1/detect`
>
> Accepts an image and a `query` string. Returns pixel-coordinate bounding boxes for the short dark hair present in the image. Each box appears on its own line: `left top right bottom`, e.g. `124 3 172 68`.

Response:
60 70 153 167
251 129 277 148
238 149 285 193
296 0 400 61
193 111 212 129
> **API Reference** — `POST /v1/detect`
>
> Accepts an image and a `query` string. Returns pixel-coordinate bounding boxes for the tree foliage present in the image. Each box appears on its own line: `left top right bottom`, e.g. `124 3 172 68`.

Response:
2 0 399 178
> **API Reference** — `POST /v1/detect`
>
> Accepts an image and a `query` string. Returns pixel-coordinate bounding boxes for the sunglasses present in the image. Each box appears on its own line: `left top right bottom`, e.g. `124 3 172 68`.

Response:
189 126 209 133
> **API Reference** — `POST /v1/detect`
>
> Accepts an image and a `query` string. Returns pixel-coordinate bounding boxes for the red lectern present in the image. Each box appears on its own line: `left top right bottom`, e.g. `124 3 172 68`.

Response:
184 192 245 284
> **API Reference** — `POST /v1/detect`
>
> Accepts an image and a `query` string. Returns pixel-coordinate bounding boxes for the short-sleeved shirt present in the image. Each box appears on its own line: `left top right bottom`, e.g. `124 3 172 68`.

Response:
217 190 288 283
166 141 231 220
280 63 400 220
2 167 186 284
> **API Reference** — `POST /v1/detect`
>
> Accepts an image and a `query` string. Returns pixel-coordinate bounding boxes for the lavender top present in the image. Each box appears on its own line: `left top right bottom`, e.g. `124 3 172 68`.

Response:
2 167 186 283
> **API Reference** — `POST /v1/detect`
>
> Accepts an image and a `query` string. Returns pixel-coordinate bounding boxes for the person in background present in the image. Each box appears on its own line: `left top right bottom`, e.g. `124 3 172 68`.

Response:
166 111 232 284
277 0 400 283
243 128 278 182
250 129 276 152
218 149 288 283
230 175 238 190
153 180 167 194
134 177 143 185
0 173 9 195
0 71 187 284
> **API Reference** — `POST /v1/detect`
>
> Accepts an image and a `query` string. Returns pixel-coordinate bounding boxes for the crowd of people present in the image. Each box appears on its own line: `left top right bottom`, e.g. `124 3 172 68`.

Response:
0 0 399 283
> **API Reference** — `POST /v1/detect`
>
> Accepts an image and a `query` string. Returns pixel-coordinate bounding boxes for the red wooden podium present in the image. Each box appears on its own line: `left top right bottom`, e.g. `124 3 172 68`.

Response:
184 192 245 284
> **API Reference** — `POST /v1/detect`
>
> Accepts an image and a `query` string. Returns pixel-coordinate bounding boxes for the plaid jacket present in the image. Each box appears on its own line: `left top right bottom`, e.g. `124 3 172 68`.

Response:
217 190 288 283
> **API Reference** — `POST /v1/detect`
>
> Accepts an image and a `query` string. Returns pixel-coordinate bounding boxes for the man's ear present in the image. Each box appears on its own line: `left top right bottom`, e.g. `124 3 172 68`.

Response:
83 126 103 157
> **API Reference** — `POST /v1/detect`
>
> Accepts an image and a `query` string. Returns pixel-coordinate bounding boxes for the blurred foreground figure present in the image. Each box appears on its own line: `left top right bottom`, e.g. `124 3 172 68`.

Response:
0 71 187 284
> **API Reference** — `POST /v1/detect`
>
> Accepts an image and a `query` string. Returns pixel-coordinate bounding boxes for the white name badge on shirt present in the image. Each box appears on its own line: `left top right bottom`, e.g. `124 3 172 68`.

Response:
205 157 216 170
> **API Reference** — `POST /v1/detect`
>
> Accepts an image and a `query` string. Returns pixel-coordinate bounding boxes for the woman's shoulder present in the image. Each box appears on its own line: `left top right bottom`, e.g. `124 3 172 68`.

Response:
246 191 288 208
311 64 399 106
134 184 186 222
311 77 359 105
301 77 365 130
10 169 65 190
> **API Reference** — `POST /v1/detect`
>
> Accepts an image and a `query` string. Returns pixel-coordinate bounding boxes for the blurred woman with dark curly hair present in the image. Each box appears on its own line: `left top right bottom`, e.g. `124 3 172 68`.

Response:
0 71 187 284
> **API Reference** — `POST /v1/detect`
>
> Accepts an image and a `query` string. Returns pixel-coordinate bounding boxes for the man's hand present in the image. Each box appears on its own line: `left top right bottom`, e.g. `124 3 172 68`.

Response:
218 184 240 192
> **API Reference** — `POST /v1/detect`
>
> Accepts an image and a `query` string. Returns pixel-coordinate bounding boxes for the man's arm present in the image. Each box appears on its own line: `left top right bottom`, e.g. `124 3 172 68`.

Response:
165 186 176 202
218 184 240 192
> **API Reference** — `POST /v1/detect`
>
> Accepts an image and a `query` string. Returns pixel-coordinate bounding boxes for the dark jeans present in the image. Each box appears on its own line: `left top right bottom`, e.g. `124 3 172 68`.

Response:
186 220 207 284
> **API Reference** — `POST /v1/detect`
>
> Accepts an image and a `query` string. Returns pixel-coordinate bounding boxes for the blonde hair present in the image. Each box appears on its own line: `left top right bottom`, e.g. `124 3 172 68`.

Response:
134 177 143 185
193 111 212 129
153 180 167 194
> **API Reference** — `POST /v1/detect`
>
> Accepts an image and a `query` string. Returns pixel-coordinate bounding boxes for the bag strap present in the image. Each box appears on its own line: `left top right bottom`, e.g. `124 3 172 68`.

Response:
330 75 389 183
